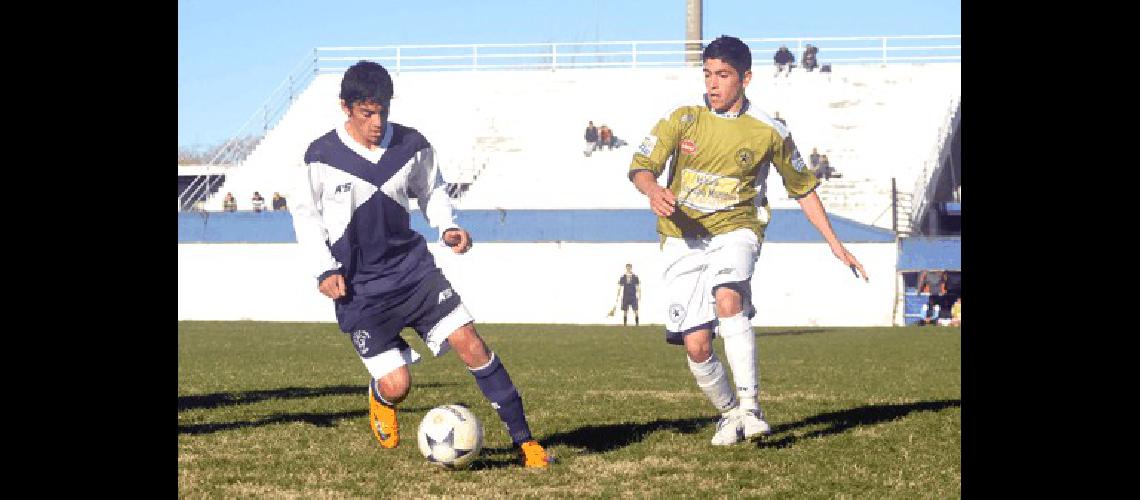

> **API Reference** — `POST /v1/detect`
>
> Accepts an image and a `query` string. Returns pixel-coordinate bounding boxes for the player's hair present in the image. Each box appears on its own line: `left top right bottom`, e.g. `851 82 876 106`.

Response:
340 60 394 109
702 35 752 78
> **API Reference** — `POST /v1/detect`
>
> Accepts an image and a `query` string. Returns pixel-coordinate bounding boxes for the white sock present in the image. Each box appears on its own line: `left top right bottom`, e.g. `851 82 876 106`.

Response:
718 312 758 410
687 352 738 412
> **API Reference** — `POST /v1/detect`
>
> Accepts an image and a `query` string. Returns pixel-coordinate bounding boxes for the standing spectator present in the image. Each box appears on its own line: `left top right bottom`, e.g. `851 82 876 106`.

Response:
614 263 641 326
809 148 821 174
802 44 819 72
222 192 237 212
272 192 288 211
599 125 614 150
251 191 266 212
584 120 599 156
773 45 794 77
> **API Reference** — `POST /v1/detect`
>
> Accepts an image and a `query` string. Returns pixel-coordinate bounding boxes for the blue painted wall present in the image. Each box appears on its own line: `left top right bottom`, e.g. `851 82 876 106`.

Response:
177 209 897 244
897 237 961 271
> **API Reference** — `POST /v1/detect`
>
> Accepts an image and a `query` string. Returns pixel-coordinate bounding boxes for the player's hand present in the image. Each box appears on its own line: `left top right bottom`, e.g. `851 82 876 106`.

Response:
645 184 676 217
319 273 346 299
443 228 473 254
831 244 869 282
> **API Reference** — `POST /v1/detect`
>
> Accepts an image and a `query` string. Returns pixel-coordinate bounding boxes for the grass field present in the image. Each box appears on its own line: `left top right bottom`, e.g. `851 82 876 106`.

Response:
178 322 961 498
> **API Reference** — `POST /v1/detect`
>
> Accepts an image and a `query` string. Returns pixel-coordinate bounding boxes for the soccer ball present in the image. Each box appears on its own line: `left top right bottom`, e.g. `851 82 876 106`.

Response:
417 404 484 469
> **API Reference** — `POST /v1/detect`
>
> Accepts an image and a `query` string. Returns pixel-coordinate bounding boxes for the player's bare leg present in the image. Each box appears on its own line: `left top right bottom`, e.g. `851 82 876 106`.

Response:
448 322 551 467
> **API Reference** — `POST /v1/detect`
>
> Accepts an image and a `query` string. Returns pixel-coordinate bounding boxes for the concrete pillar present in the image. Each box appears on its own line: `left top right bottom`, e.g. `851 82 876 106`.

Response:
685 0 702 64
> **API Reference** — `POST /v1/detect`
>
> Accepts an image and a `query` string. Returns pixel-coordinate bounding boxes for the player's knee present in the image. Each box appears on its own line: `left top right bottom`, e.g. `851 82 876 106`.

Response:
713 286 744 317
378 368 411 403
447 323 492 367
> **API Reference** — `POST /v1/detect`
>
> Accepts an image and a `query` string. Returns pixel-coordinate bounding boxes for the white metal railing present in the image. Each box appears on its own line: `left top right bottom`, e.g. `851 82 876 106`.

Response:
910 98 961 229
178 35 960 211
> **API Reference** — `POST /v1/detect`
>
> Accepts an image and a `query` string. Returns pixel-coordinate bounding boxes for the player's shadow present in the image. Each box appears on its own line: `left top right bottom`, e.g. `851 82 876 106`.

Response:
178 383 454 412
177 383 453 436
471 416 717 469
757 328 828 337
756 399 962 449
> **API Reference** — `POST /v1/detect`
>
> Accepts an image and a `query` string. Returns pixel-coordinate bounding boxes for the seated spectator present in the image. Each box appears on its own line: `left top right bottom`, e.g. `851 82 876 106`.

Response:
773 111 787 126
251 191 265 213
272 192 288 211
949 297 961 327
599 125 613 150
773 45 794 77
222 192 237 212
816 155 835 180
802 44 819 72
583 120 599 157
919 295 941 326
809 147 821 173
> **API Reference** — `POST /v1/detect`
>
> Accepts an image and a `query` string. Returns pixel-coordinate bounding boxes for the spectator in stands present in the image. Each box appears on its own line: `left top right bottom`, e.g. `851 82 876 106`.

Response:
950 297 961 327
809 147 821 174
272 192 288 211
773 45 794 77
816 154 839 180
802 44 819 72
584 120 599 156
599 125 614 150
772 111 786 126
918 268 946 308
251 191 266 212
223 192 237 212
919 294 941 326
943 271 961 309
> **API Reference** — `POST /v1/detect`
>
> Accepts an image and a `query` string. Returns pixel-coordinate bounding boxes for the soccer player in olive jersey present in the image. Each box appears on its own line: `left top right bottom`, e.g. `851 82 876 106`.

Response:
627 36 869 446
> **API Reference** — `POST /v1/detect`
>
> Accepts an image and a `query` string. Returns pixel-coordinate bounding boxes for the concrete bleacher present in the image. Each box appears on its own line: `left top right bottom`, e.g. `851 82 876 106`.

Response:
204 63 960 229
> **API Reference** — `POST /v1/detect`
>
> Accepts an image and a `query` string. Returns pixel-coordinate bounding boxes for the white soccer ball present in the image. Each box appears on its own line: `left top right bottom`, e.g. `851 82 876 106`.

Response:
417 404 484 469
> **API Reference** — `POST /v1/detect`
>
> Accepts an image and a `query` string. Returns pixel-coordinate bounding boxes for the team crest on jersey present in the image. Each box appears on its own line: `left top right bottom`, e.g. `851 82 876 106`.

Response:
735 148 755 168
680 139 698 155
438 287 454 304
680 113 693 123
638 135 659 157
334 182 353 193
668 303 686 323
352 330 371 355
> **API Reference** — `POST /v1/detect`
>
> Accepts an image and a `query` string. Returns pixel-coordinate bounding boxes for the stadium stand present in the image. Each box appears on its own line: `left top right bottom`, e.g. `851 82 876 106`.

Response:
196 61 959 230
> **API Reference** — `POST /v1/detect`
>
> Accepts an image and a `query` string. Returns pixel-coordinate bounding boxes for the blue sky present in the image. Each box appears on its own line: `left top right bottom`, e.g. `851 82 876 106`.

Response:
178 0 960 149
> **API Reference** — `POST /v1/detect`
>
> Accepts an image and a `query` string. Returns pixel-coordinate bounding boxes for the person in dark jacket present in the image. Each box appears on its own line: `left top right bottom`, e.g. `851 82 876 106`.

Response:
802 44 819 72
773 45 794 77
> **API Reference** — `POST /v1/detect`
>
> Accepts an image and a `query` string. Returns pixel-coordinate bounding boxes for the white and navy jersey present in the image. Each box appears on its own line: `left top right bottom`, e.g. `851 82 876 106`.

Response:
292 122 458 331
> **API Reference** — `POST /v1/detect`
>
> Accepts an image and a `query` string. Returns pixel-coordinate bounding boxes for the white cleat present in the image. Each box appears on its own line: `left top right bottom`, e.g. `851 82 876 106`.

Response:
740 408 771 440
710 412 744 446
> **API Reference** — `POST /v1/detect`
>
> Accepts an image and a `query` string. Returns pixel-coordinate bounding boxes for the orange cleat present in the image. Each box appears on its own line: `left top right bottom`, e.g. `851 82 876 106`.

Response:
518 440 552 468
368 384 399 448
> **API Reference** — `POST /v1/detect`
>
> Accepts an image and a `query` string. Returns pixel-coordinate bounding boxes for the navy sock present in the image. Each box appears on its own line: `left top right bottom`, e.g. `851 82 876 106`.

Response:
469 352 533 445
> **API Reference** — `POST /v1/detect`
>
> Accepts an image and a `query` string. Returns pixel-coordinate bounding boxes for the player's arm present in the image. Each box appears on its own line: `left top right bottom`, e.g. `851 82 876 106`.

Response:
629 108 685 216
290 161 346 298
412 146 471 254
769 128 868 282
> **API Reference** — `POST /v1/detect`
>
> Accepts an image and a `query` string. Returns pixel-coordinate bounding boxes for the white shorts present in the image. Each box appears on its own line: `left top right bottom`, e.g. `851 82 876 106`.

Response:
661 228 761 338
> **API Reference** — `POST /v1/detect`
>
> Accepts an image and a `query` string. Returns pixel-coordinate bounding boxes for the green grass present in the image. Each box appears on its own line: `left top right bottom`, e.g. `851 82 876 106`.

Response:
179 322 960 498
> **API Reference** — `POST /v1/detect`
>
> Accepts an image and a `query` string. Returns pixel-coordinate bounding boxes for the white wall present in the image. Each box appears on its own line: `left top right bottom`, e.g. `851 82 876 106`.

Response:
179 241 896 326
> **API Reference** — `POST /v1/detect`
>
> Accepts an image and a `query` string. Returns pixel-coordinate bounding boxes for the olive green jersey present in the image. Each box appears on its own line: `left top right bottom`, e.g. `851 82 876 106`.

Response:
629 97 819 242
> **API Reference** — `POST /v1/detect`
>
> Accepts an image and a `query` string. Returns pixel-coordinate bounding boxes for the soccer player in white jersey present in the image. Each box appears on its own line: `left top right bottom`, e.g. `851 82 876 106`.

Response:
628 36 869 446
291 61 550 467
